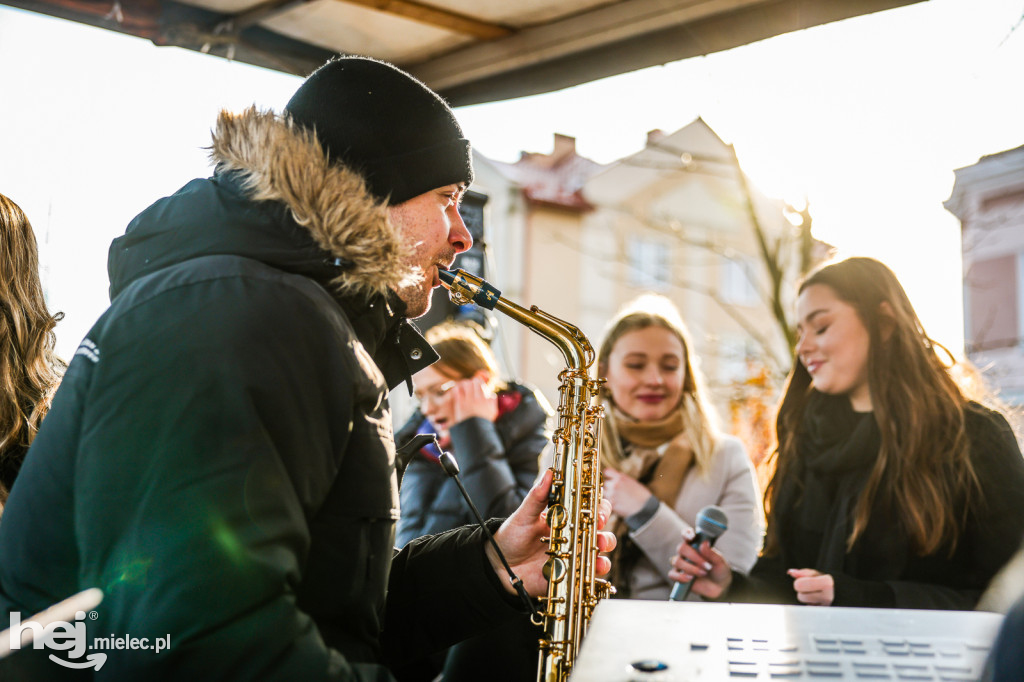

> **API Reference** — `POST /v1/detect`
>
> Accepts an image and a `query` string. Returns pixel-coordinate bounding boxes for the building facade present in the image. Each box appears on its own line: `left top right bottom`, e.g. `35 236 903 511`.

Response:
462 121 816 445
945 144 1024 406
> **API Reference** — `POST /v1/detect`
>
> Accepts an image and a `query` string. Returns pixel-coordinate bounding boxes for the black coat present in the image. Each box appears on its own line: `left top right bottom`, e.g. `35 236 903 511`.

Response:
985 591 1024 680
731 401 1024 609
0 109 522 680
394 383 551 548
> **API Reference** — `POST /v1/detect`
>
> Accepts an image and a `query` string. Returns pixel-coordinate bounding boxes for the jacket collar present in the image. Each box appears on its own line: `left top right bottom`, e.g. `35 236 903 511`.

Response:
336 291 437 393
208 106 418 300
209 106 437 391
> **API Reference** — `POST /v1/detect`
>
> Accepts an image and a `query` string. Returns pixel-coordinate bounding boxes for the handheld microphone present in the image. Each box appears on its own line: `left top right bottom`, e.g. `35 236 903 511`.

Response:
433 436 539 618
668 505 728 602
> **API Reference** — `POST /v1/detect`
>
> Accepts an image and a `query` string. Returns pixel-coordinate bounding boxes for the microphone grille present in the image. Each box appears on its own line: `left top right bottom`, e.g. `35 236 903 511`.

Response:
695 505 728 539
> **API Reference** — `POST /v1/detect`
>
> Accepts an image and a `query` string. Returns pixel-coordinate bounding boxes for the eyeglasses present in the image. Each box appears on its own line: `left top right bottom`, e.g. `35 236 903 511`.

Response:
414 380 456 407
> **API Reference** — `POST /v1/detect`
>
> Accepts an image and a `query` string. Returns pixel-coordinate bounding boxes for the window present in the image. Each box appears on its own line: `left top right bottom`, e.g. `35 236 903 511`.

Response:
721 258 759 306
966 254 1018 352
717 335 752 384
628 239 670 290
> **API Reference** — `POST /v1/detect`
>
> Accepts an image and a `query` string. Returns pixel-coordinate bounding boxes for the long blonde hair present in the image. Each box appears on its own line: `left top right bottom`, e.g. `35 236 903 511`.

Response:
0 193 65 504
597 294 719 472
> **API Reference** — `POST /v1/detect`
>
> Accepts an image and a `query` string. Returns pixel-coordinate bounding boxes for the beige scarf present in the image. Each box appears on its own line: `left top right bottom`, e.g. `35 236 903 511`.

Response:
606 406 694 593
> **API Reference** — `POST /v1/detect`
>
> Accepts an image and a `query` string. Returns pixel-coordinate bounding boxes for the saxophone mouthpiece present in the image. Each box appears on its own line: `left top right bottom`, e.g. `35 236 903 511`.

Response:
437 268 502 311
437 267 457 288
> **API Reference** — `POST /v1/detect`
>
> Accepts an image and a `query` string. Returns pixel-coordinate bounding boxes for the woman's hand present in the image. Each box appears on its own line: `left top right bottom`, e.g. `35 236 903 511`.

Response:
788 568 834 606
668 526 733 600
602 467 653 518
451 376 499 424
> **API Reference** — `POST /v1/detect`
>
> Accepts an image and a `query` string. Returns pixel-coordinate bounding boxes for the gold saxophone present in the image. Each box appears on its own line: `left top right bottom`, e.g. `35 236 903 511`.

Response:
437 269 614 682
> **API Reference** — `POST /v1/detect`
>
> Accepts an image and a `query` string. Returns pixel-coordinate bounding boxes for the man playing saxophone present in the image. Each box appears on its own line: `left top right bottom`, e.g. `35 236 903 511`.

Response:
0 56 615 681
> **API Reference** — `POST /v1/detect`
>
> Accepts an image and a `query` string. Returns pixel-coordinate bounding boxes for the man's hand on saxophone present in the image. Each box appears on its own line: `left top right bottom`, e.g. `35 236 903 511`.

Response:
488 468 617 597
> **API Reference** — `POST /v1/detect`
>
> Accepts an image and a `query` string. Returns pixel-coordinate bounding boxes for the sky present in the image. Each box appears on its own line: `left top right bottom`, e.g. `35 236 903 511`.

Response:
1 0 1022 360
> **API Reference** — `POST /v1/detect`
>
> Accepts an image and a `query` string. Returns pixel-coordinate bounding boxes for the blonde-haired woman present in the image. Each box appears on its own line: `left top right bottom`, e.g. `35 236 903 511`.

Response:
598 294 763 599
0 193 64 510
396 321 552 548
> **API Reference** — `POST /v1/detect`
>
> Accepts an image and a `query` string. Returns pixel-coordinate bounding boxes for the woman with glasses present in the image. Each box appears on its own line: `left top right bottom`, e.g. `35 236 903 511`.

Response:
395 321 552 548
393 321 552 681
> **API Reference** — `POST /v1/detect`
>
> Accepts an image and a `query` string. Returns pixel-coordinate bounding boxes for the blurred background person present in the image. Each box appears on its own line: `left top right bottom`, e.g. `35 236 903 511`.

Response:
671 257 1024 609
981 539 1024 680
597 294 763 600
0 192 65 513
394 321 552 681
985 589 1024 681
396 321 552 546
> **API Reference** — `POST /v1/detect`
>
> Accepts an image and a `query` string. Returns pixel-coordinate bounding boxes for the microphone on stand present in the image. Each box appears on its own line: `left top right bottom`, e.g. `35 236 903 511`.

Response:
669 505 728 602
414 433 539 619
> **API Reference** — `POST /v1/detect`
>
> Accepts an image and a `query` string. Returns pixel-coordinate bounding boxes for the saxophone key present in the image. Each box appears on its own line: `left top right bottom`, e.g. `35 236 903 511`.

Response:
546 504 567 529
543 556 567 582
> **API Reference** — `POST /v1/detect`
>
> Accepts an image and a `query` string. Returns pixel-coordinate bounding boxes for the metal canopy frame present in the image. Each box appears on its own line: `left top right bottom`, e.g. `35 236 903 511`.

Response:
1 0 924 105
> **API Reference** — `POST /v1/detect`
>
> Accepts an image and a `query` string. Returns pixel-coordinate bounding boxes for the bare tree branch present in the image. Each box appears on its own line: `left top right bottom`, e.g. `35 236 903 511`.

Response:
725 143 796 352
539 228 790 374
609 140 824 363
604 205 780 314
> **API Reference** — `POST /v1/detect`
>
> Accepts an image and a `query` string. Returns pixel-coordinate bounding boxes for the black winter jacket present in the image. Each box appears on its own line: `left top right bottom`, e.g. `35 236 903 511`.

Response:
730 401 1024 610
985 590 1024 680
395 383 551 547
0 108 522 680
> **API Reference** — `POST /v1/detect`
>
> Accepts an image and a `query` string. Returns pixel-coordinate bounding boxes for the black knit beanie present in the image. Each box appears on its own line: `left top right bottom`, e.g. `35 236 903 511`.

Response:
285 56 473 205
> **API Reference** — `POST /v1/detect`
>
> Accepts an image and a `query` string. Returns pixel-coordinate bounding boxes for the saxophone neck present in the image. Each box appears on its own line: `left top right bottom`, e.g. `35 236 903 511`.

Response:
438 269 594 371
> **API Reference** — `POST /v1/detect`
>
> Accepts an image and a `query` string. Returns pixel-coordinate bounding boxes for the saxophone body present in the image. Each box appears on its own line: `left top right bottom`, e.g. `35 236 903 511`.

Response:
437 269 614 682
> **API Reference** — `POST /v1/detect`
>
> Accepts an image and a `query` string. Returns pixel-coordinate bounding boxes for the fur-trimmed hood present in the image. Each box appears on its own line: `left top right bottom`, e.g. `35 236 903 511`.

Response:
108 107 414 302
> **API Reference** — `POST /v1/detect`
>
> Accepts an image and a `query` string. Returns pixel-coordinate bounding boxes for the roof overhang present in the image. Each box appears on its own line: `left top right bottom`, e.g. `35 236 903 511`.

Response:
3 0 925 105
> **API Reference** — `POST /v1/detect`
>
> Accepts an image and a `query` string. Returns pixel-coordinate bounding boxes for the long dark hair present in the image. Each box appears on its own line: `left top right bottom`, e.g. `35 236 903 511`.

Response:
0 193 65 506
766 257 978 556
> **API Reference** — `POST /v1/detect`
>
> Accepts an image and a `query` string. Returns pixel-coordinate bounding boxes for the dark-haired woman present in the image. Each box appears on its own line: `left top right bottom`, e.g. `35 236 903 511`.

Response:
0 193 64 513
670 256 1024 610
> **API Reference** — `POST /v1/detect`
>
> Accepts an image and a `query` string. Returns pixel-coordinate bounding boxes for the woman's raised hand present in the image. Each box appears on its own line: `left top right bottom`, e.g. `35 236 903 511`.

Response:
602 468 653 518
450 375 499 424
